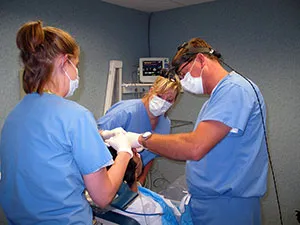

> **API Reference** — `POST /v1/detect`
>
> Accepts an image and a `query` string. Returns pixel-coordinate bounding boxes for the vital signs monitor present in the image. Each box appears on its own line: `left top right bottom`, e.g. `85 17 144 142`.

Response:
139 57 169 83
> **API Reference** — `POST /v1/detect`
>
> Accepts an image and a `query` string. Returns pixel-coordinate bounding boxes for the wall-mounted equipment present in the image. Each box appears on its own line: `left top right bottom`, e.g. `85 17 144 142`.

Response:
139 57 169 83
103 60 123 115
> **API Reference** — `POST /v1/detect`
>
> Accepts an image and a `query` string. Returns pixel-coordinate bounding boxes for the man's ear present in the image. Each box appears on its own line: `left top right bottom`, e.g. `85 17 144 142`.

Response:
196 53 205 63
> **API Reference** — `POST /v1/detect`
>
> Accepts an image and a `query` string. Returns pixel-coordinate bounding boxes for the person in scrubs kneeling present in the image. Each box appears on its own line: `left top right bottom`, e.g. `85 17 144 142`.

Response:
0 20 132 225
105 37 268 225
97 75 182 184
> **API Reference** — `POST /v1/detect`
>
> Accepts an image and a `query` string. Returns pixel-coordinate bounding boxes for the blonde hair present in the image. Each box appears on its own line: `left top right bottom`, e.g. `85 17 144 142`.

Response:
144 76 182 100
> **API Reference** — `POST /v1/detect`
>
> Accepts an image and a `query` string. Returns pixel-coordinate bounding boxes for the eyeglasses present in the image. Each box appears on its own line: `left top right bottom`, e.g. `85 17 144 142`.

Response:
159 68 178 82
177 56 195 80
158 41 198 81
159 58 193 81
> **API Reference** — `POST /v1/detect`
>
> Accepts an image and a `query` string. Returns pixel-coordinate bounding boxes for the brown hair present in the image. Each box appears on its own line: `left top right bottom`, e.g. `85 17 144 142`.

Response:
107 147 137 188
16 20 80 94
171 37 220 73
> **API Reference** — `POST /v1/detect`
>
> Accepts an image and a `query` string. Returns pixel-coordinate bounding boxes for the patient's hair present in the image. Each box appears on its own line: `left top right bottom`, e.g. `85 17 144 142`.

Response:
106 147 137 188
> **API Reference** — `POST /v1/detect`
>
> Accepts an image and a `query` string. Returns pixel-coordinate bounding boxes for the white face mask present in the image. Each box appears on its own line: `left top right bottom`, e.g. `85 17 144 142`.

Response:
180 59 204 95
64 60 79 98
149 95 173 117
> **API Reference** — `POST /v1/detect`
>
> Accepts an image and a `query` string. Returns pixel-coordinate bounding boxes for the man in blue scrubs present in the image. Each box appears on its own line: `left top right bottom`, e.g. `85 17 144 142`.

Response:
106 37 268 225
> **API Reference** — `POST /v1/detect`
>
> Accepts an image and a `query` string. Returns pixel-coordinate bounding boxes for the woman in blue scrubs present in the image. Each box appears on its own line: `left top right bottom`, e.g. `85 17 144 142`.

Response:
97 76 182 184
0 20 133 225
106 37 268 225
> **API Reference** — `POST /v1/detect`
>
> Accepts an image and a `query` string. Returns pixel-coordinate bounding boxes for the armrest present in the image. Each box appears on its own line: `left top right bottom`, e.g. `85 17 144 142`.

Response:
92 205 140 225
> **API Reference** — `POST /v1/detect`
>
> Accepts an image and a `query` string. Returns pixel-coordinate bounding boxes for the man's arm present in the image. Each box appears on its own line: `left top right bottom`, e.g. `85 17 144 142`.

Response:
139 120 231 161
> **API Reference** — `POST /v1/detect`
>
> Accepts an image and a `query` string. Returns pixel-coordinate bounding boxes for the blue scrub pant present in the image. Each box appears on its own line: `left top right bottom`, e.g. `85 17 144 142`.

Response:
189 196 261 225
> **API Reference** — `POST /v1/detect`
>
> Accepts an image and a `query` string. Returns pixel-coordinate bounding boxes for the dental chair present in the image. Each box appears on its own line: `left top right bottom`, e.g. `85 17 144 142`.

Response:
88 183 140 225
92 205 140 225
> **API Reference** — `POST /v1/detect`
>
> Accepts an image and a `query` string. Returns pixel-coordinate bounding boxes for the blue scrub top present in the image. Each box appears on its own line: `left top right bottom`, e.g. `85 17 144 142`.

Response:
187 71 268 198
186 72 268 224
97 99 171 166
0 93 113 225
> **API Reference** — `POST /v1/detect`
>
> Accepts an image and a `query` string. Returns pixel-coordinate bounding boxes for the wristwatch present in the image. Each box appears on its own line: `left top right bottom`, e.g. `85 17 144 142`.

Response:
142 131 152 140
141 131 152 148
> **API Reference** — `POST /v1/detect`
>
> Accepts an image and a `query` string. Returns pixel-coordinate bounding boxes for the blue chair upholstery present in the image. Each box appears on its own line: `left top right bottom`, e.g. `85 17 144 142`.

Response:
91 205 140 225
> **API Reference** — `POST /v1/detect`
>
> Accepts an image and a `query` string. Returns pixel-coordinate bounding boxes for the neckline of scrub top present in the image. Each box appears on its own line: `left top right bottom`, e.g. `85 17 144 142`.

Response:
139 99 153 132
211 71 236 96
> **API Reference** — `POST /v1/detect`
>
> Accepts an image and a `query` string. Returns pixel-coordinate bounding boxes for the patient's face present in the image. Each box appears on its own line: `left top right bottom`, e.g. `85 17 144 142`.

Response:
132 151 142 178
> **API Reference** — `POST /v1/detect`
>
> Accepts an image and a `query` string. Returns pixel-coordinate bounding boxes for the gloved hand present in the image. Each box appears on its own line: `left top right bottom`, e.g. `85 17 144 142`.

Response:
105 133 133 158
100 127 126 140
125 132 143 152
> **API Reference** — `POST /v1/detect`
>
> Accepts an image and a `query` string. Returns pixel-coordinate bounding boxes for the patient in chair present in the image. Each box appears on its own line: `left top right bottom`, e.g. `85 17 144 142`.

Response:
106 146 180 225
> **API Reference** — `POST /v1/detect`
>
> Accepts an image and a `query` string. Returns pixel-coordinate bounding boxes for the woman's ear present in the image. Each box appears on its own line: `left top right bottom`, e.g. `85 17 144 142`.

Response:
61 54 70 67
56 54 67 71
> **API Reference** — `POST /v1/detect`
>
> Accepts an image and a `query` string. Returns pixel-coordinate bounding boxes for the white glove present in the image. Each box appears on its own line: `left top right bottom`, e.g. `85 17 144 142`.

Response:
179 192 191 213
105 133 133 158
100 127 126 140
125 132 144 152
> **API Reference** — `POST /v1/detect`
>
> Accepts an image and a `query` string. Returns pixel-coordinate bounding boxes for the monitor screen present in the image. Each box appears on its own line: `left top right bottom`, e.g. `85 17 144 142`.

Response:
139 57 169 83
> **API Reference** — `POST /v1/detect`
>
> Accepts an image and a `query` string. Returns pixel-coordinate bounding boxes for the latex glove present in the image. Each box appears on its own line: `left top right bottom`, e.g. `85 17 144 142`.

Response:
105 133 133 158
179 192 191 213
100 127 126 139
125 132 143 152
